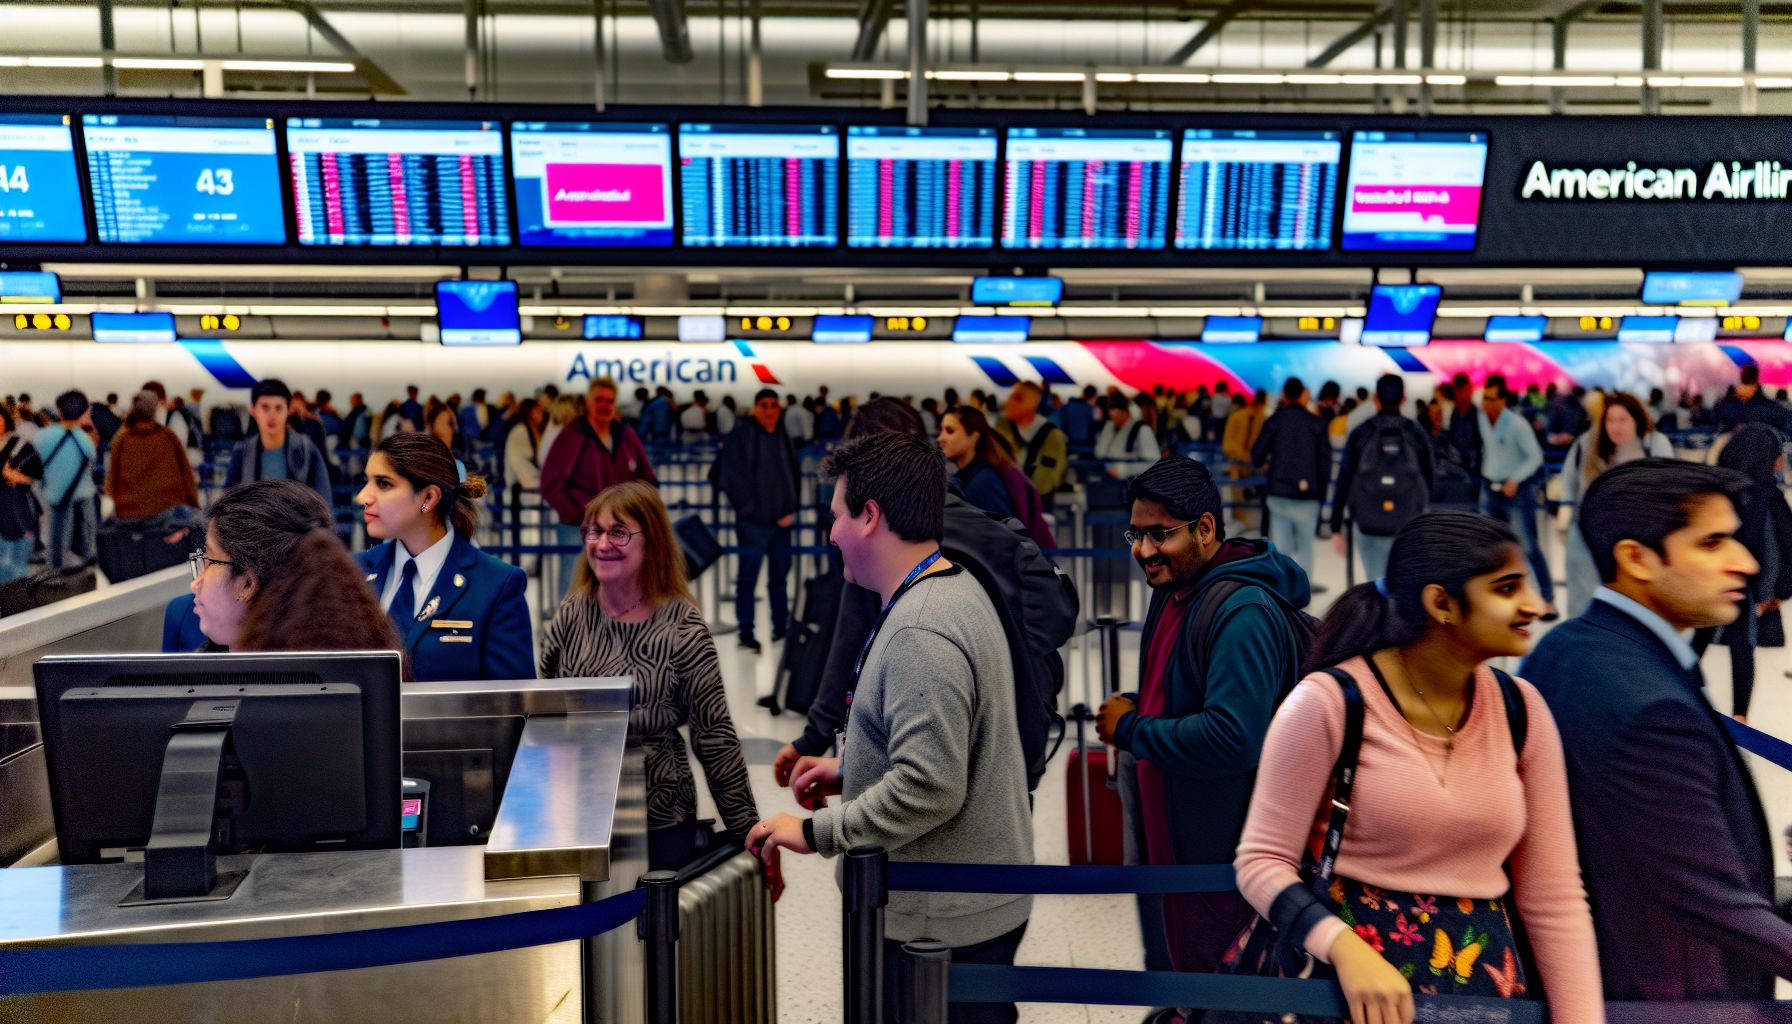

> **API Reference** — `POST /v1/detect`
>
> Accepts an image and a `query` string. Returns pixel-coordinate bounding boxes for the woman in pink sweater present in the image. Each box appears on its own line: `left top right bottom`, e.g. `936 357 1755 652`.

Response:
1228 511 1603 1024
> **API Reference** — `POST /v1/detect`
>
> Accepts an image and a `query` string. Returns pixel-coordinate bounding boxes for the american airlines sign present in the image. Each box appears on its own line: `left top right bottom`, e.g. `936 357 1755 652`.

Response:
1520 159 1792 200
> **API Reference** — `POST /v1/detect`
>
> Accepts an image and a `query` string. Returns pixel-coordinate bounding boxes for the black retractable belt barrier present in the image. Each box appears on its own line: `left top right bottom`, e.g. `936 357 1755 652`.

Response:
844 844 889 1024
637 870 680 1024
897 939 950 1024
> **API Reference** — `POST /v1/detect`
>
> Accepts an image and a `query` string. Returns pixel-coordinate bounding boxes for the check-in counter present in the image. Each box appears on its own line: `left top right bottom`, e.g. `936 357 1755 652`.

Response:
0 575 648 1024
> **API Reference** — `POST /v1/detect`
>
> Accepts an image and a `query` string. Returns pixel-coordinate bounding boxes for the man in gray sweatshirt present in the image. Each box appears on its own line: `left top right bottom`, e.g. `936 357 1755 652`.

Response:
748 430 1034 1024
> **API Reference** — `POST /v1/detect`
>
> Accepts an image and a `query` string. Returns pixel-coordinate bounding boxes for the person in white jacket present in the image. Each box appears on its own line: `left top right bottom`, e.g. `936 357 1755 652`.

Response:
1557 390 1676 618
1094 400 1161 479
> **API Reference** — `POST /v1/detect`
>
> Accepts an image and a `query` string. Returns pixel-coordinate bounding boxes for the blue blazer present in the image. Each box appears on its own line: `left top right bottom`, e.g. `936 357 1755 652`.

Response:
1520 599 1792 1001
162 593 209 653
358 534 535 683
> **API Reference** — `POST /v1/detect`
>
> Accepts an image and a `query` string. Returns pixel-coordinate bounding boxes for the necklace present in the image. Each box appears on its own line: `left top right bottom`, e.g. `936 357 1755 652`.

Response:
604 591 646 619
1384 652 1465 787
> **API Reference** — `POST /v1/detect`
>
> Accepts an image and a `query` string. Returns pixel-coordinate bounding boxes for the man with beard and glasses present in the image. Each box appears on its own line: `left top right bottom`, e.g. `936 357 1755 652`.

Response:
1522 459 1792 1003
1093 457 1312 996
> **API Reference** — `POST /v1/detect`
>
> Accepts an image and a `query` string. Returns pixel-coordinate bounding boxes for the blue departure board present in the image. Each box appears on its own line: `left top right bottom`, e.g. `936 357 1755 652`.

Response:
679 124 838 247
0 115 85 243
286 118 509 246
1176 129 1340 251
82 115 284 245
1001 128 1172 249
847 126 996 248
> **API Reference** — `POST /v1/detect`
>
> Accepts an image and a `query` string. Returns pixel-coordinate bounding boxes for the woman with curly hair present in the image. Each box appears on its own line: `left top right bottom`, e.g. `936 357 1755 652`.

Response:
186 479 401 662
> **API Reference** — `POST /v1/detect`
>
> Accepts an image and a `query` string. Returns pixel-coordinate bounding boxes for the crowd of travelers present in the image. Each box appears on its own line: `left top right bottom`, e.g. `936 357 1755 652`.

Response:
8 361 1792 1024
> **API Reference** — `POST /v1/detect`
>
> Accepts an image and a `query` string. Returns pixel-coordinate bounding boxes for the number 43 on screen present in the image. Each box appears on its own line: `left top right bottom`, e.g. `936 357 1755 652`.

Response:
196 168 235 195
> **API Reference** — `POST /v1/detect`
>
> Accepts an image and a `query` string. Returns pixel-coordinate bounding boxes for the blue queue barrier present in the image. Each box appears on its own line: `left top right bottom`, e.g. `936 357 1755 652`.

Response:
0 885 648 997
859 718 1792 1024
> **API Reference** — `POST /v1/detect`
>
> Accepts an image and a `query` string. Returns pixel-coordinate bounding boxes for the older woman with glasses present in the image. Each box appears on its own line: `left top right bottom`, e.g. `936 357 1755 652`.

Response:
541 481 773 888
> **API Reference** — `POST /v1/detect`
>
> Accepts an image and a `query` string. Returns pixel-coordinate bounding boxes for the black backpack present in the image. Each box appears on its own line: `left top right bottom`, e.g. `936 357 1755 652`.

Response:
1348 419 1429 537
941 496 1080 792
209 405 244 443
1181 579 1321 709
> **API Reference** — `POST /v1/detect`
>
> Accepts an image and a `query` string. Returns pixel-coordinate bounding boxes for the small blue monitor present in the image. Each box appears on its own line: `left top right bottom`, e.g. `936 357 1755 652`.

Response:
583 315 642 340
436 281 520 346
0 271 61 304
1361 284 1442 347
971 277 1063 306
1202 316 1262 343
1484 315 1546 344
812 315 874 344
1617 316 1678 343
92 311 176 344
1641 271 1743 307
953 318 1030 344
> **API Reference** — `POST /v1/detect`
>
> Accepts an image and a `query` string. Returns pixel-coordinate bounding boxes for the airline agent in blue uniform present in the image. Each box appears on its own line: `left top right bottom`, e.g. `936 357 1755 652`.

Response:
356 432 535 682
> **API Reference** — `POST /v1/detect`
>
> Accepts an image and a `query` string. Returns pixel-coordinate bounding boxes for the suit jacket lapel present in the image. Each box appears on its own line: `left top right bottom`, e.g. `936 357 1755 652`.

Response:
364 541 396 595
400 534 477 652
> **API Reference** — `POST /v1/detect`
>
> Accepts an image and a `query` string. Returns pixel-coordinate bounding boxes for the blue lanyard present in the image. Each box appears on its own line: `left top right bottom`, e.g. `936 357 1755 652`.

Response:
844 549 943 722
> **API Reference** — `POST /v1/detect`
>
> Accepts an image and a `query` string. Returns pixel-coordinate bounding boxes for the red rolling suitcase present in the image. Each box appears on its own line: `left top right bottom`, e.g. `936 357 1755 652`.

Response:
1066 739 1125 866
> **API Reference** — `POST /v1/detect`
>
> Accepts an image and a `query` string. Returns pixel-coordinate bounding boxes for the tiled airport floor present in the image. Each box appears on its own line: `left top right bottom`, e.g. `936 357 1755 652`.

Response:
522 514 1792 1023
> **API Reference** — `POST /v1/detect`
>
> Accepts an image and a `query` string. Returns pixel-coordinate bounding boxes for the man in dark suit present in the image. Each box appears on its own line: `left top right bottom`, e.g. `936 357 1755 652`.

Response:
1521 458 1792 1001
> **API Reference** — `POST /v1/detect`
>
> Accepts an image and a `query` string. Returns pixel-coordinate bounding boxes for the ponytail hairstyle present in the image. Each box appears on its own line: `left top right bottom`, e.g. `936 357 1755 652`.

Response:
1303 510 1523 674
372 431 488 540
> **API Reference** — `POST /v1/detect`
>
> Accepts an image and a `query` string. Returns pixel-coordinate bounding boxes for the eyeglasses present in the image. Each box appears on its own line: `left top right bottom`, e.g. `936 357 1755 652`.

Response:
188 551 234 579
582 525 641 547
1123 522 1193 548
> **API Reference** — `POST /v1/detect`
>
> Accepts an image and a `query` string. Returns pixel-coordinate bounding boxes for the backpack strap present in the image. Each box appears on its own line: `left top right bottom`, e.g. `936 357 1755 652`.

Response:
1126 419 1146 454
1492 666 1528 759
1314 667 1367 890
1022 420 1057 473
1181 579 1247 700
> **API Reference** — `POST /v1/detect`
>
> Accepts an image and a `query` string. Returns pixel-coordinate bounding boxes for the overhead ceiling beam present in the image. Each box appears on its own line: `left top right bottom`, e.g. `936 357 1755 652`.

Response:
1163 0 1259 64
281 0 361 55
1306 5 1394 67
851 0 896 60
647 0 694 62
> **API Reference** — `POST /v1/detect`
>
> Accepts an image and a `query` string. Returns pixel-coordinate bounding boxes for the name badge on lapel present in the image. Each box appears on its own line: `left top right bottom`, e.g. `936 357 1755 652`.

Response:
432 619 473 643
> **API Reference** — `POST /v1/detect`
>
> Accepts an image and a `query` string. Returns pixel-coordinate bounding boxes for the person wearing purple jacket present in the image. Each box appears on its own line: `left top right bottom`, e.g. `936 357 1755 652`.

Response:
540 376 657 598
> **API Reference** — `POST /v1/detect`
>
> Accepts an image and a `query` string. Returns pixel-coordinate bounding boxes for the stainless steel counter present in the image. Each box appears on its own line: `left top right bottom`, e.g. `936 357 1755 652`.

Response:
0 672 647 1024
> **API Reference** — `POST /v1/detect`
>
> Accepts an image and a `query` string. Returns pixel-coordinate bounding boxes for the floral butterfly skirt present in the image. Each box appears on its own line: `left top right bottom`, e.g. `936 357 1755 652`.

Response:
1205 874 1530 1023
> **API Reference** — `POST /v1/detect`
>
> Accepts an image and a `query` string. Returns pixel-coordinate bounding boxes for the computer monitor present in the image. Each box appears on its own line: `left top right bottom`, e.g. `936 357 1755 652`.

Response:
35 651 403 902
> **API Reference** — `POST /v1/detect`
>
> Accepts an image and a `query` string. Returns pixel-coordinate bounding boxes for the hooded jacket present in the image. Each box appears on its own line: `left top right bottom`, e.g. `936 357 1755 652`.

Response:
107 418 199 519
713 415 800 527
1112 538 1310 866
223 428 333 508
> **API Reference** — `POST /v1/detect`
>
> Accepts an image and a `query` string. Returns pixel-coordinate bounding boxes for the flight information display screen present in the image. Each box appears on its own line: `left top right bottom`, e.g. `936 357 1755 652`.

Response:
510 121 673 247
679 124 838 247
83 114 284 245
0 115 86 243
1001 128 1172 249
1175 129 1340 251
287 118 510 247
846 126 996 249
1342 131 1487 251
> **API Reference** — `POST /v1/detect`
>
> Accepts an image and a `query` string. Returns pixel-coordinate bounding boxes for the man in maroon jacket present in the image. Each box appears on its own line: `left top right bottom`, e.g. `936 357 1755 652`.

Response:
540 376 658 598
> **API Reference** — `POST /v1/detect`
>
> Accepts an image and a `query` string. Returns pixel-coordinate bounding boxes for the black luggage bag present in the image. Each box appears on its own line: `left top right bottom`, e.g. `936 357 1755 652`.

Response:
96 518 199 583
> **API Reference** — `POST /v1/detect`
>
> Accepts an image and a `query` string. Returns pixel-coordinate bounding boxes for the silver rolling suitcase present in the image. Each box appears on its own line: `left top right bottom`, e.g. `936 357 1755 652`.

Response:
676 847 776 1023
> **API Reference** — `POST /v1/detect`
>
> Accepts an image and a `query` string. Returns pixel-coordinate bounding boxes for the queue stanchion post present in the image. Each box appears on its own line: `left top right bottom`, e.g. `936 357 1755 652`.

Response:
637 869 680 1024
897 939 950 1024
844 844 888 1024
1070 702 1093 865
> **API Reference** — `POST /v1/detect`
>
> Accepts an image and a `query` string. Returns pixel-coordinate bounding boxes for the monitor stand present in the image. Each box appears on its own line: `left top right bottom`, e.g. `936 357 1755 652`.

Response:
121 699 249 906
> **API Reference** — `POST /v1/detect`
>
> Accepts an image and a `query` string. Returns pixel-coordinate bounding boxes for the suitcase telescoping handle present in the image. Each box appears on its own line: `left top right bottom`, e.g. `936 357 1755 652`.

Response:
1095 616 1126 785
1070 703 1093 867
